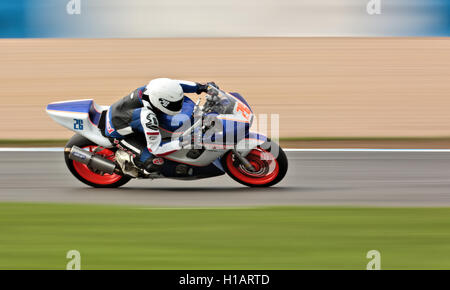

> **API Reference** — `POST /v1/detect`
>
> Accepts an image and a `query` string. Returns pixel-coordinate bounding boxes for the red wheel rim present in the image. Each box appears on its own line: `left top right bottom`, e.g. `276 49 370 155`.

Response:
226 148 279 185
72 146 123 185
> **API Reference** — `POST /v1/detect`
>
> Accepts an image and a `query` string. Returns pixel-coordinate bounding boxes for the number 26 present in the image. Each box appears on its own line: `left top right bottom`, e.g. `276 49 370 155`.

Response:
73 119 84 130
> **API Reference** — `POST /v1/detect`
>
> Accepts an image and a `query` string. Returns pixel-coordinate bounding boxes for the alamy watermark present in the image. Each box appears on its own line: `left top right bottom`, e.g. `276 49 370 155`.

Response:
171 113 280 158
366 250 381 270
367 0 381 15
66 0 81 15
66 250 81 270
63 249 380 269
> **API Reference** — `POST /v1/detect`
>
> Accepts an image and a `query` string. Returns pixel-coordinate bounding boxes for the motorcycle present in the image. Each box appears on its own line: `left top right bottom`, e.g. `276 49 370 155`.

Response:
46 85 288 188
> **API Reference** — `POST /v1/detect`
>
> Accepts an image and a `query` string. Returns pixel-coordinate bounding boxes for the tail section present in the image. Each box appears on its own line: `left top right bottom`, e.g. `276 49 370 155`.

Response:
46 99 113 148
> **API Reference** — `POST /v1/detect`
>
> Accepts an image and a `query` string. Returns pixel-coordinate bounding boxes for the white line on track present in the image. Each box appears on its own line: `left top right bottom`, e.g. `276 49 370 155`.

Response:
1 148 450 153
0 148 64 152
0 147 64 152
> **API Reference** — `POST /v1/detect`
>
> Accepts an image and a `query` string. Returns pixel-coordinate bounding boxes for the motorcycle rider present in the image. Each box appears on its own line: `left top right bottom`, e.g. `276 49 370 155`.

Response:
103 78 216 173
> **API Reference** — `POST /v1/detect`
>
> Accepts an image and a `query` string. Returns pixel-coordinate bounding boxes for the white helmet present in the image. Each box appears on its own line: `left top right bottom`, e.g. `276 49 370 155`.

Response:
144 78 184 115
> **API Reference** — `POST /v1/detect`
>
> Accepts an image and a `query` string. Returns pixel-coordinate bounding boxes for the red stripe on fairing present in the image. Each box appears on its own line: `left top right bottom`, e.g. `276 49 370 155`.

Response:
146 132 159 135
155 150 177 157
158 126 184 134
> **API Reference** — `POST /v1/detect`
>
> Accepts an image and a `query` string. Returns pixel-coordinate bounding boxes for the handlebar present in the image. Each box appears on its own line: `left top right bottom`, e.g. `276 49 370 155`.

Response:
181 84 228 143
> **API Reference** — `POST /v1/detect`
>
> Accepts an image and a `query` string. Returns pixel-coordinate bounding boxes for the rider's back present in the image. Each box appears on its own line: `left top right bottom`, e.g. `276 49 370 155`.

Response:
109 87 146 130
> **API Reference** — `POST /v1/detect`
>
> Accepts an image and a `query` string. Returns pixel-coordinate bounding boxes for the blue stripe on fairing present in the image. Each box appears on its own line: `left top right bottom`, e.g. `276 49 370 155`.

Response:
89 105 102 125
246 132 267 141
47 99 102 126
207 118 250 144
46 100 93 113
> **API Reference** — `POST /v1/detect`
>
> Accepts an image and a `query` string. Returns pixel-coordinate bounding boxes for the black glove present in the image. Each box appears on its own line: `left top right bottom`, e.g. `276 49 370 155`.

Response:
196 82 219 94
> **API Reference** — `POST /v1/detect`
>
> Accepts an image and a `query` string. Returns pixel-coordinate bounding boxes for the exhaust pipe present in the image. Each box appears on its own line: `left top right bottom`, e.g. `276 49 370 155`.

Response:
68 146 117 174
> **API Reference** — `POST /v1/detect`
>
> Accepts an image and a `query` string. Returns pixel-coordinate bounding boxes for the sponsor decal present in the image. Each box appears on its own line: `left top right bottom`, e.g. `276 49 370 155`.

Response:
72 151 86 160
152 157 164 165
106 112 114 134
160 99 170 108
146 112 159 130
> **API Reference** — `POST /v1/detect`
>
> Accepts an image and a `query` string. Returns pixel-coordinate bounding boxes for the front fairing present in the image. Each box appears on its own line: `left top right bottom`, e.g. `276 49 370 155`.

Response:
202 88 254 146
205 88 254 127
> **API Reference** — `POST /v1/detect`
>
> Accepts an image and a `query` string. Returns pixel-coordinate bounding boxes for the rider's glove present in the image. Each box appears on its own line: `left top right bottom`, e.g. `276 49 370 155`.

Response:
196 82 219 94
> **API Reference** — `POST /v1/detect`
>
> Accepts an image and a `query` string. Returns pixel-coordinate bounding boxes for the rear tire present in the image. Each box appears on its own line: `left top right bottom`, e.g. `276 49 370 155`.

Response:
64 135 131 188
221 141 288 187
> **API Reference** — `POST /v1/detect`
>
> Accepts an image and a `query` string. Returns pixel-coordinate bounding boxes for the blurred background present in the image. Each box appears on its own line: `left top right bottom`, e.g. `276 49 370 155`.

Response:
2 0 450 37
0 0 449 142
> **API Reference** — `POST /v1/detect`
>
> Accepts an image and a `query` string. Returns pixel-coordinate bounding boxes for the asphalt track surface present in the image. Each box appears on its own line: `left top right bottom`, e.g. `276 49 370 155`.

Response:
0 151 449 207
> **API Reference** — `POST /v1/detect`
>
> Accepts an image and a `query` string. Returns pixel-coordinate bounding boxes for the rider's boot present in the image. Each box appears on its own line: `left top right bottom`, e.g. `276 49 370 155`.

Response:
142 157 164 174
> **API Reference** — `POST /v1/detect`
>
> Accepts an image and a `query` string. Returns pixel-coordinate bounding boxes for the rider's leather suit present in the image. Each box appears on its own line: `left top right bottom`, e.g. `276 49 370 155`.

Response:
104 80 200 164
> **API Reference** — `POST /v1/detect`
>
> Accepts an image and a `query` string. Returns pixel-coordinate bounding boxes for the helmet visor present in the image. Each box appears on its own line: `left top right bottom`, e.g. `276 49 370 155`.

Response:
159 97 183 113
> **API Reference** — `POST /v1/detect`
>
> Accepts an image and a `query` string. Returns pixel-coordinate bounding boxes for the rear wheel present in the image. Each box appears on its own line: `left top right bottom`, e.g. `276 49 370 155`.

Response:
64 135 131 188
221 142 288 187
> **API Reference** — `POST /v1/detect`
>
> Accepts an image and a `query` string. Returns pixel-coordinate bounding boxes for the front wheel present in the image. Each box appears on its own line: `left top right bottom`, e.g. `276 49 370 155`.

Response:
221 141 288 187
64 135 131 188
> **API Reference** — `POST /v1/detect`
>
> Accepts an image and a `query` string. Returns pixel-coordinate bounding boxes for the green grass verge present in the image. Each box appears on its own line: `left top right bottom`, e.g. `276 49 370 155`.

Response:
0 139 68 147
1 203 450 269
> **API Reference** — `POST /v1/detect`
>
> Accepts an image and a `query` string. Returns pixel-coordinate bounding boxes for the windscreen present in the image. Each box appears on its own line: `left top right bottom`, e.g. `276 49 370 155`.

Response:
205 87 237 115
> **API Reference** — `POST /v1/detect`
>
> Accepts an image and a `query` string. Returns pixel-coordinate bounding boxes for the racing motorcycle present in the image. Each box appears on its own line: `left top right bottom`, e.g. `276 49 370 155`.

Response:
46 85 288 188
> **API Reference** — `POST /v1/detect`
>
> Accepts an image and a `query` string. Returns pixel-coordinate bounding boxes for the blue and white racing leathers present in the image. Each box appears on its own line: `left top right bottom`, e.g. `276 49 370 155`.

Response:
105 79 200 163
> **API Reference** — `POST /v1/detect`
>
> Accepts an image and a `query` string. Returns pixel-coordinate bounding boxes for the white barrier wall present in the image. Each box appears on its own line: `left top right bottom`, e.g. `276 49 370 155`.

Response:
21 0 450 37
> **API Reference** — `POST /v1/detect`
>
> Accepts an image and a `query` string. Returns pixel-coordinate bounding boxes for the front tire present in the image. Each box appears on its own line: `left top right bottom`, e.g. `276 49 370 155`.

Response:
64 135 131 188
221 141 288 187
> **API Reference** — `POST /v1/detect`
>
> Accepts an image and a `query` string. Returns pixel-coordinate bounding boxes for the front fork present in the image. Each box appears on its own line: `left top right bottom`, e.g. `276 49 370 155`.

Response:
231 149 256 172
